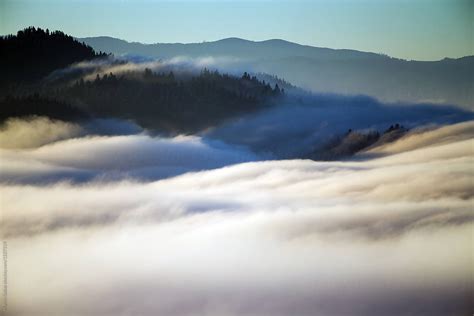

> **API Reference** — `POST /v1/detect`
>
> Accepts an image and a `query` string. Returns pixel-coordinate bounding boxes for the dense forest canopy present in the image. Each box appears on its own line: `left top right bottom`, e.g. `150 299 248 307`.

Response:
0 94 88 122
0 27 107 86
57 69 282 133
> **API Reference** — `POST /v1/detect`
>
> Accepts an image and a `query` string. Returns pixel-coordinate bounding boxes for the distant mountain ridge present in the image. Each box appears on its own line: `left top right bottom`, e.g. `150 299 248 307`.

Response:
79 36 474 109
79 36 387 61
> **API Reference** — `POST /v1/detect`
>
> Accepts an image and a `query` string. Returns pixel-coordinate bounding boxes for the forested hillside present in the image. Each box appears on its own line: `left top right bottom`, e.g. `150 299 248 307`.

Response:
0 28 284 133
0 27 107 86
59 69 282 132
0 95 88 122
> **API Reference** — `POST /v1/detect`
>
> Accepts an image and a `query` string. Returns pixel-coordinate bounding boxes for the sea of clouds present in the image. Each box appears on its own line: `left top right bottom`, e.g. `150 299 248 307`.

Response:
1 113 473 315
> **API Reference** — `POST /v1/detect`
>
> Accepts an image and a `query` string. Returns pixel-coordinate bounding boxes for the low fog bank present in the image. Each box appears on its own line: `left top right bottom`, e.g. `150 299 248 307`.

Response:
0 116 142 149
3 121 473 316
4 120 473 236
207 95 474 158
1 102 472 183
0 117 259 183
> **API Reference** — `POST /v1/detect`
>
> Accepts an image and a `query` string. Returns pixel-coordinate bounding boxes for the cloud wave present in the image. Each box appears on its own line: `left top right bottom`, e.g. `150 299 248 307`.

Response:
0 118 258 183
207 96 473 157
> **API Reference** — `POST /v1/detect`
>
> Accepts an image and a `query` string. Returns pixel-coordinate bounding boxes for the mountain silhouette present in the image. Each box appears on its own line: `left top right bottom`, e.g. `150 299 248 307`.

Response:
0 27 107 87
79 36 384 60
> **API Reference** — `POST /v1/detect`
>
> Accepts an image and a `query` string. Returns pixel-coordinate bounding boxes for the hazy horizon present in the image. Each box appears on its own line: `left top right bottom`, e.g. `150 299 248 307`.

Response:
77 35 474 61
3 30 472 62
1 0 472 61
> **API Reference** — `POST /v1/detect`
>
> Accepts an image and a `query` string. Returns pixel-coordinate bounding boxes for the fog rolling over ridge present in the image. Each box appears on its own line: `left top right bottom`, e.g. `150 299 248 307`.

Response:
1 26 473 316
206 95 473 158
80 36 474 109
1 97 471 184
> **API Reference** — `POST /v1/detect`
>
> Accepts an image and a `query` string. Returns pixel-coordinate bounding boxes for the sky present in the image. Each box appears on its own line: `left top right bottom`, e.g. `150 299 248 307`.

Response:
0 0 472 60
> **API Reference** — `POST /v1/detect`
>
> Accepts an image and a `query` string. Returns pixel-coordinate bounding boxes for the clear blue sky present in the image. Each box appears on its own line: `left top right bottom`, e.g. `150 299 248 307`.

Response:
1 0 472 60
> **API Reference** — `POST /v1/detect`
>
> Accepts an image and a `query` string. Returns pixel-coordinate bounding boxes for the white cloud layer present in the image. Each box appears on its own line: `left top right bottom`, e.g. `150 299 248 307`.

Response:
0 117 83 149
0 117 258 183
2 121 473 315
